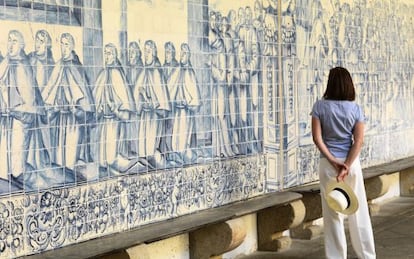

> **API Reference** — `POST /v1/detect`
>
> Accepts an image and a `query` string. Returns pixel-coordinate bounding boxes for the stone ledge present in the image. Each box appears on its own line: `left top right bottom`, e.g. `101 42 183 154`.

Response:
23 191 302 259
363 156 414 179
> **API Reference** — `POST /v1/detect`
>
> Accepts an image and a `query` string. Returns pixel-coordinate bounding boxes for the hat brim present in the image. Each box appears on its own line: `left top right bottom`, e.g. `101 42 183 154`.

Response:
325 180 359 215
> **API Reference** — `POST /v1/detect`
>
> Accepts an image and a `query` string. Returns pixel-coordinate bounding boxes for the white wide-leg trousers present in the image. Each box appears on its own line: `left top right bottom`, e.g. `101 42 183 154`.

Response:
319 157 376 259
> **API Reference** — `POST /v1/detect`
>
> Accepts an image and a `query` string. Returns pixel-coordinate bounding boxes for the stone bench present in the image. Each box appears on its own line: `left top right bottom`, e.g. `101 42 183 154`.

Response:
24 156 414 259
174 156 414 255
24 190 302 259
364 156 414 213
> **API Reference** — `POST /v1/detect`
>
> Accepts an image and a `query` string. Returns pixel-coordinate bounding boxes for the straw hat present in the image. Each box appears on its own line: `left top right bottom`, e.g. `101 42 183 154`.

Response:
325 180 359 215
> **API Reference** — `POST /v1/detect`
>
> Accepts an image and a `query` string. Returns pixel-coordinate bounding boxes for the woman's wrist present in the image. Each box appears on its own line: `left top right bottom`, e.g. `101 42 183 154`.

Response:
344 161 351 170
342 162 349 169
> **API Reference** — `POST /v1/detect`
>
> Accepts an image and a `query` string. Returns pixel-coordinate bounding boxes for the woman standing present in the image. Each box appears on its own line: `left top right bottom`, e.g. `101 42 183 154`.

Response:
311 67 376 259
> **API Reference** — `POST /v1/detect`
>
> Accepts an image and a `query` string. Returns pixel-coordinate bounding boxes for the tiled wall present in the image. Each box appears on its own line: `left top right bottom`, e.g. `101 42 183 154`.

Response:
0 0 412 257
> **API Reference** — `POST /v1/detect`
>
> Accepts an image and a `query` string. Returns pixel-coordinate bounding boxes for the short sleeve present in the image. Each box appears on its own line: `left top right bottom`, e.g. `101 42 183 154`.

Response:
355 104 365 122
310 101 320 119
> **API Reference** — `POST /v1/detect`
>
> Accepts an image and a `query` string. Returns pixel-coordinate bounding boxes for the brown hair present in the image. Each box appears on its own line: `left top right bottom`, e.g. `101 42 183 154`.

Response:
323 67 356 101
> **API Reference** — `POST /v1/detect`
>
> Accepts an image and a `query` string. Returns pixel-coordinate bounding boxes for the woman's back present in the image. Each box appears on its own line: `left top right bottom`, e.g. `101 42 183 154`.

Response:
311 99 364 158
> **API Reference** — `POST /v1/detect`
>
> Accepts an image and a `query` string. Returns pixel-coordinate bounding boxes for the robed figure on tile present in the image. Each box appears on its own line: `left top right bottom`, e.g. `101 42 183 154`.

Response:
93 43 137 173
168 43 201 164
28 29 55 171
42 33 95 172
134 40 170 168
0 30 45 190
208 11 239 158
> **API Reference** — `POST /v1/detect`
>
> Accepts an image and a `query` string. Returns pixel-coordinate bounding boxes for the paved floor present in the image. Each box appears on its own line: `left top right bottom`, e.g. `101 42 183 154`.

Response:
240 196 414 259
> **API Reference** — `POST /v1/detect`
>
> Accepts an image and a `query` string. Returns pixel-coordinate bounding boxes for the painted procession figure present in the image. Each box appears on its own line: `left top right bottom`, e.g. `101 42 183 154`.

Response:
93 43 136 173
208 11 238 158
126 41 144 157
28 29 55 170
0 30 45 191
162 41 180 162
168 43 201 164
237 6 261 154
133 40 170 168
219 15 239 150
235 41 254 154
42 33 95 173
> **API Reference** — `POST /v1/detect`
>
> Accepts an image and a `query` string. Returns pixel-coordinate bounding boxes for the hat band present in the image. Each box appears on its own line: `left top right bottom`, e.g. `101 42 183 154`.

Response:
333 187 351 209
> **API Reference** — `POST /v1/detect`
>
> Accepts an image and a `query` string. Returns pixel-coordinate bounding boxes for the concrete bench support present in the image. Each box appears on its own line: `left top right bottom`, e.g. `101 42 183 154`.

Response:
365 174 396 214
365 174 393 199
290 191 323 240
400 166 414 196
257 200 305 251
189 217 246 259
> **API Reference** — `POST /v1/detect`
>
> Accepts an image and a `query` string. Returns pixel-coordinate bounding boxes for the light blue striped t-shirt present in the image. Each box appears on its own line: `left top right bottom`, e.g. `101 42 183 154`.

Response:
311 100 365 158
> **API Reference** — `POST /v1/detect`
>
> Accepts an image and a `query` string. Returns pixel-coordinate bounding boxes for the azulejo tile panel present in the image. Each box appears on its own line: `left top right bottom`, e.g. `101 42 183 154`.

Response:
0 155 265 257
0 0 412 257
